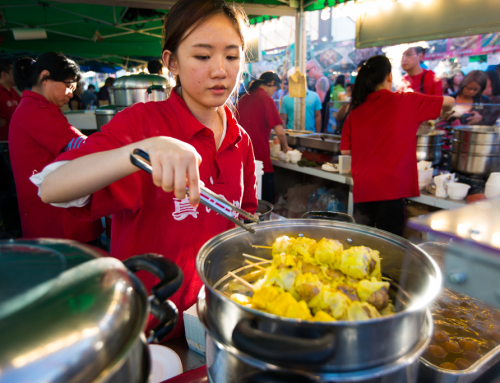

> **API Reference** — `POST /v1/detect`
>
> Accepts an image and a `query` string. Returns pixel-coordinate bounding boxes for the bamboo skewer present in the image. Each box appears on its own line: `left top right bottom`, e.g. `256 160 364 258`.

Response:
244 259 267 271
252 245 272 249
228 271 255 290
242 253 271 263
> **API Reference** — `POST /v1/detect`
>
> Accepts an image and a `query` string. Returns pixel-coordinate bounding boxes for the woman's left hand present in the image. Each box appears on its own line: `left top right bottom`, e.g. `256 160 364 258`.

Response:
466 111 483 125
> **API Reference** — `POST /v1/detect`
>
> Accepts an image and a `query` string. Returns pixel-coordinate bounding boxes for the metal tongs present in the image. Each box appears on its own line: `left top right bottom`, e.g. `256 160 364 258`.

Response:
130 148 259 233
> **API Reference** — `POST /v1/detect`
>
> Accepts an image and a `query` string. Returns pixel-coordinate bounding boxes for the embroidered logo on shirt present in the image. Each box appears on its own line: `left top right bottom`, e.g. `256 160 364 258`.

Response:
172 197 199 221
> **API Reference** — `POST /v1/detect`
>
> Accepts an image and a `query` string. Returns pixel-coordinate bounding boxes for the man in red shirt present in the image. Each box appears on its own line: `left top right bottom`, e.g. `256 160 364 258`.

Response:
0 59 21 141
400 47 442 96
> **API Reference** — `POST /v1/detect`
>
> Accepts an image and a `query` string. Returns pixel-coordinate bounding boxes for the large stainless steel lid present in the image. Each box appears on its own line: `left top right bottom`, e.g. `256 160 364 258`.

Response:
112 73 169 89
0 240 148 383
95 105 117 115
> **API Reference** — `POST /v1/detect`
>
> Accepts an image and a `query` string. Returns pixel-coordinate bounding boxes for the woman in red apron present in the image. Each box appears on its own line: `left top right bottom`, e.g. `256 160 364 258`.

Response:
36 0 258 339
10 52 102 242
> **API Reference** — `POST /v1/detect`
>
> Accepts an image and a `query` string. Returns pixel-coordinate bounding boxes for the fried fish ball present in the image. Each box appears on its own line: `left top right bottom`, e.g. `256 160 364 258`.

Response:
426 345 448 359
440 362 459 370
356 279 390 310
442 341 462 354
313 310 336 322
459 339 479 352
284 299 313 320
252 286 281 311
455 358 472 370
339 246 381 280
271 292 300 317
433 331 450 343
314 238 343 268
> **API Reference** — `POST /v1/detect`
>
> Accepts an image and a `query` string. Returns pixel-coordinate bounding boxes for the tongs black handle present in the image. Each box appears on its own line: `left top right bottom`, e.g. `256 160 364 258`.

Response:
130 148 258 233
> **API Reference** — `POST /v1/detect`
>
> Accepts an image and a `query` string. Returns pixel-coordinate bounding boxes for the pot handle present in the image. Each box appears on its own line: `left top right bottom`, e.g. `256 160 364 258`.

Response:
148 299 179 344
244 371 316 383
232 318 336 365
123 253 184 303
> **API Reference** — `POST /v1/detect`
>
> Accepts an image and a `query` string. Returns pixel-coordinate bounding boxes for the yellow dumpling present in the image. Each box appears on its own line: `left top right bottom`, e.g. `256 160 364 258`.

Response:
339 246 381 280
230 293 252 307
309 289 350 319
294 272 324 302
284 300 313 320
252 286 281 311
292 237 317 264
269 292 298 317
264 264 299 291
313 310 336 322
314 238 343 268
357 279 390 303
272 236 296 256
346 301 381 321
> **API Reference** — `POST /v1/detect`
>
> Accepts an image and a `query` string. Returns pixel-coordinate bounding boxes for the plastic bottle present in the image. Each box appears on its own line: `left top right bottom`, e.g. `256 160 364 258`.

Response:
272 136 281 157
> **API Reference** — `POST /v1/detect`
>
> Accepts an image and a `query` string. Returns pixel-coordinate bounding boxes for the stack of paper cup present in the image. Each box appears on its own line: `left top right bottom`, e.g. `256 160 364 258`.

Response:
485 172 500 198
255 160 264 200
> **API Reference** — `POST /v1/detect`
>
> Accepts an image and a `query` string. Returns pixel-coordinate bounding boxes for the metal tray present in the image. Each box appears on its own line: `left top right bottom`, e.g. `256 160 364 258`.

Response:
284 129 311 146
298 133 341 152
416 242 500 383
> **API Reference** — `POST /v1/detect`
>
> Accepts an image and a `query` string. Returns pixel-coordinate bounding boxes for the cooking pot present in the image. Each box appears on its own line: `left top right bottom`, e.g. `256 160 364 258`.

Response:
256 200 273 221
416 129 445 166
0 239 183 383
202 307 432 383
302 211 355 223
95 105 117 132
196 220 442 373
453 125 500 145
112 74 171 111
451 151 500 177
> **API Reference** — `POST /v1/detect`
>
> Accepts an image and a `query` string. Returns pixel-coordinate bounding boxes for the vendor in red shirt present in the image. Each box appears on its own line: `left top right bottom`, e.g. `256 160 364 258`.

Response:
0 59 21 141
400 46 442 96
237 71 289 203
35 0 258 339
10 53 103 242
340 56 454 236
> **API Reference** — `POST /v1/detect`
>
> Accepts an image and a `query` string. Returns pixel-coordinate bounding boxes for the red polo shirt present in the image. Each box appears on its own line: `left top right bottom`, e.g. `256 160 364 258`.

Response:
9 90 103 240
0 84 21 141
340 90 442 203
55 89 258 337
236 88 283 173
401 69 443 96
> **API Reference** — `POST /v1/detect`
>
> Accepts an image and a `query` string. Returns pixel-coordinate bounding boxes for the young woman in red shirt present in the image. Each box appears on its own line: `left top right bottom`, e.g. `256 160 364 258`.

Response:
237 71 289 203
340 55 454 236
9 52 103 242
36 0 258 338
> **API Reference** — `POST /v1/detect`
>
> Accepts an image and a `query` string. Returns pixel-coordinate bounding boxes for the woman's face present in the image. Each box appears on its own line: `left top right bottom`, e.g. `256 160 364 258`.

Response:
461 81 481 99
484 78 493 97
453 72 464 86
166 14 243 111
41 76 76 107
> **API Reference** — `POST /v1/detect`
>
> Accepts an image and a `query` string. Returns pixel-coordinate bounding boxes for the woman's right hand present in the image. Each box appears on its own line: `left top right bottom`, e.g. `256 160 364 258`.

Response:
142 137 202 206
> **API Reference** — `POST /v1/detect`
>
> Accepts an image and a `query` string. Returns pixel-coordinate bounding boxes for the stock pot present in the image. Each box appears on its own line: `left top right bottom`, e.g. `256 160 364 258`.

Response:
112 74 172 112
196 220 442 373
0 239 183 383
416 128 445 165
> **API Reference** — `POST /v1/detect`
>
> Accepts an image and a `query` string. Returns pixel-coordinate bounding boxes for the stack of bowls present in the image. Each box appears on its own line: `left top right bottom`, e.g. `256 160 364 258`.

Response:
485 172 500 198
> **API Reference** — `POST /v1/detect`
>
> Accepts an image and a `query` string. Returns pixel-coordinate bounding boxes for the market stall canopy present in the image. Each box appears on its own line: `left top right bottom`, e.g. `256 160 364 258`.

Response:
355 0 500 49
0 0 298 69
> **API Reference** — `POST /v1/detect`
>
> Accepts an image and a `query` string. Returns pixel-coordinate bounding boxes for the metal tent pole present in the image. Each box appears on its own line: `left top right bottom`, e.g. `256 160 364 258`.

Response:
294 0 306 130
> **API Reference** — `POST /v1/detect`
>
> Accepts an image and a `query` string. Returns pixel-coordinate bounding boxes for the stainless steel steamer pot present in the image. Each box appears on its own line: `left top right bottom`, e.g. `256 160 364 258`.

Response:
196 220 442 373
112 74 172 111
95 105 117 131
416 129 446 165
0 240 183 383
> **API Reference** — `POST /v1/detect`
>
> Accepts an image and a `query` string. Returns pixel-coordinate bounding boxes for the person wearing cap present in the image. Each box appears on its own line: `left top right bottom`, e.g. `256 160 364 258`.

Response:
236 71 289 203
147 59 164 75
400 46 442 96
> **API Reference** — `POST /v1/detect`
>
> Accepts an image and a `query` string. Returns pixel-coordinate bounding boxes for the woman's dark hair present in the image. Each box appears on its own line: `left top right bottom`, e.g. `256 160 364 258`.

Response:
13 52 81 92
350 55 391 110
486 70 500 97
248 71 281 93
148 59 163 74
457 70 487 98
446 70 464 93
335 75 345 87
162 0 248 88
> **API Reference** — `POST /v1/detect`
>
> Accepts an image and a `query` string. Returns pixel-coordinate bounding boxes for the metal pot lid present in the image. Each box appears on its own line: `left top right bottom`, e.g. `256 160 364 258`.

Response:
112 73 169 89
453 125 500 134
95 105 117 115
0 240 148 383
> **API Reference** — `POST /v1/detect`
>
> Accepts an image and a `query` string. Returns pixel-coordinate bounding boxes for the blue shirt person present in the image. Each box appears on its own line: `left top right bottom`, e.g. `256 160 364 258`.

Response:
280 89 322 132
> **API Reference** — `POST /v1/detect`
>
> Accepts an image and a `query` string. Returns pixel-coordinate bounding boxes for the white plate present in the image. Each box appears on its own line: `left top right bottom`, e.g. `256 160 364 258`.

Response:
321 164 339 173
149 344 183 383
